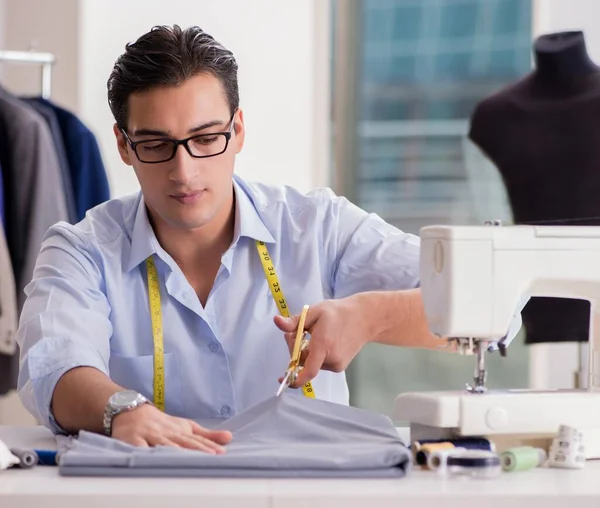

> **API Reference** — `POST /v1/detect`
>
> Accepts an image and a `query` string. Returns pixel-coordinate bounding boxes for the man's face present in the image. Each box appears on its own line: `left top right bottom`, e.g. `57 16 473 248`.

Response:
115 73 244 231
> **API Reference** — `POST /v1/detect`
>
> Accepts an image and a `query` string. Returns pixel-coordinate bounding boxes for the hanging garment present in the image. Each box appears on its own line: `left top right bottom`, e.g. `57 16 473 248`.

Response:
30 98 110 221
0 87 69 306
0 86 69 394
58 394 411 478
0 161 4 227
0 221 17 356
22 98 78 224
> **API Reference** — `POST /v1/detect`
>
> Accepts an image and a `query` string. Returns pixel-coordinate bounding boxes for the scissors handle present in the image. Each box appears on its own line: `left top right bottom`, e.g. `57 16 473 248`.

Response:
290 305 310 362
276 305 311 397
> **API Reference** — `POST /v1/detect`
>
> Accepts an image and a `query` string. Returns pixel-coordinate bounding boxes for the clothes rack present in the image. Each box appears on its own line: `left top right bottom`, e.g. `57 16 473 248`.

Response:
0 50 55 98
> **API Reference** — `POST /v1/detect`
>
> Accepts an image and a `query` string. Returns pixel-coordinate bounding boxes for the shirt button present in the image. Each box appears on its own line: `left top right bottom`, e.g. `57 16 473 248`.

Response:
209 343 219 353
220 405 231 416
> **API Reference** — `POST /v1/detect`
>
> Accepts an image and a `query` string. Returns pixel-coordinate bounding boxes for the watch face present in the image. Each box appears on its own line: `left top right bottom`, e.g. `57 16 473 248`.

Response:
110 390 140 409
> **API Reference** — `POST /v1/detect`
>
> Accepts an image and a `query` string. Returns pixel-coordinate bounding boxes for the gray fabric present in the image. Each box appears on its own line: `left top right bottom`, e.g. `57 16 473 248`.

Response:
58 394 411 478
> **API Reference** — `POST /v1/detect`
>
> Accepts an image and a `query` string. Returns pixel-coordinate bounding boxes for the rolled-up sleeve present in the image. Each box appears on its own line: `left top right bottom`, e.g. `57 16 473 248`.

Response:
325 194 523 346
16 223 113 434
325 195 421 298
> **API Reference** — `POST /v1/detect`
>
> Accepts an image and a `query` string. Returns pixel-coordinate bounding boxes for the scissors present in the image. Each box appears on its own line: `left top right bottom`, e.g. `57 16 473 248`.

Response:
276 304 310 397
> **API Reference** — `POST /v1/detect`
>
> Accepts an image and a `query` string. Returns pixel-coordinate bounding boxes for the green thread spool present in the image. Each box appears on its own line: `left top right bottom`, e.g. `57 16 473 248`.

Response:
501 446 547 472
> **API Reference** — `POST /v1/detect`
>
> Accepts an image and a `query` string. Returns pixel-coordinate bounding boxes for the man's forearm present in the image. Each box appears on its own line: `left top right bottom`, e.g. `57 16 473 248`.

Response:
360 288 448 349
51 367 123 434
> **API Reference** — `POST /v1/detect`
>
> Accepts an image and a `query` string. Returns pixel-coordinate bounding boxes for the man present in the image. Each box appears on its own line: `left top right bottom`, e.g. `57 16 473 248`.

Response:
16 25 522 453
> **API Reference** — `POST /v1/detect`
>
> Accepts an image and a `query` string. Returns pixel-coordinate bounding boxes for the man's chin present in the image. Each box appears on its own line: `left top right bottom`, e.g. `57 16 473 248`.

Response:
169 217 212 231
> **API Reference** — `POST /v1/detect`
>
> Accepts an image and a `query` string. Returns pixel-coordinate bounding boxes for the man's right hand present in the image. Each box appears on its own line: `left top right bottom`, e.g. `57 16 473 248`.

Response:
111 403 232 453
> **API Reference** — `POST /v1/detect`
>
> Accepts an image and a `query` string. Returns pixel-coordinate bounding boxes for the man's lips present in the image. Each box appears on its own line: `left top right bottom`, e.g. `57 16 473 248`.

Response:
170 190 204 204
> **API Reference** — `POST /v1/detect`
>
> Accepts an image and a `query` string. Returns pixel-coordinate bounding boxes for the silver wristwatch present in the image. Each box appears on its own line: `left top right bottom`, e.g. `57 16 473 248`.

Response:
103 390 148 436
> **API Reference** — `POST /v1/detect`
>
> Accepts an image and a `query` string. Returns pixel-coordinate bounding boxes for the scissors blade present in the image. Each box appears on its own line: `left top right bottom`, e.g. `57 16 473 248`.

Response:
276 370 292 397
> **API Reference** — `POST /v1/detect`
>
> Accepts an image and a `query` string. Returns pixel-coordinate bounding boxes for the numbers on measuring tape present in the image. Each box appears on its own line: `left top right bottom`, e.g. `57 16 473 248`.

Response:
148 243 318 406
254 241 317 399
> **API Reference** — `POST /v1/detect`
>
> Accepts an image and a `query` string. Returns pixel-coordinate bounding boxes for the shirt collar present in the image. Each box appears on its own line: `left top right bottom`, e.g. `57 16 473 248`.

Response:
125 176 275 273
125 192 161 273
232 175 275 245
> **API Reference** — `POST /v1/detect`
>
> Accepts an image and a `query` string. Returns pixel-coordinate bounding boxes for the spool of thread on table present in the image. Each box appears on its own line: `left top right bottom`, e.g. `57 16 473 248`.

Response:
548 425 586 469
501 446 547 472
9 448 38 469
413 437 494 465
416 442 455 467
428 447 466 473
446 450 502 479
34 449 60 466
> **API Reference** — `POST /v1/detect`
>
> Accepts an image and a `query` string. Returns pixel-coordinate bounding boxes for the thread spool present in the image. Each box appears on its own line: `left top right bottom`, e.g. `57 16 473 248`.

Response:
415 442 455 467
557 425 584 442
9 448 38 469
558 424 581 436
446 450 502 479
428 447 466 473
548 427 586 470
34 450 60 466
412 437 494 465
548 448 586 469
501 446 546 472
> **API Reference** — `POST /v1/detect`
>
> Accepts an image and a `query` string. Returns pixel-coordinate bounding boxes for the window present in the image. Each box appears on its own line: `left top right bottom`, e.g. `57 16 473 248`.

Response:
331 0 533 417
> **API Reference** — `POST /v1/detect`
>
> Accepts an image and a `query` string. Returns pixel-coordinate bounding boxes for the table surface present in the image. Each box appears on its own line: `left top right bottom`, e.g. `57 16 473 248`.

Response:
1 425 600 508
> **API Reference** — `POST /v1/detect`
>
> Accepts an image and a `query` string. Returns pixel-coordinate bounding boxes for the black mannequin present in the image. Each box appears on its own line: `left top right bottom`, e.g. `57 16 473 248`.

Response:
531 31 599 93
469 31 600 344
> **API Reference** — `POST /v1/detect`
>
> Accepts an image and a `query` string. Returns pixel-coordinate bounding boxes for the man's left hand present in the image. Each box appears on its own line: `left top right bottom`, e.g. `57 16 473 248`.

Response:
273 295 372 388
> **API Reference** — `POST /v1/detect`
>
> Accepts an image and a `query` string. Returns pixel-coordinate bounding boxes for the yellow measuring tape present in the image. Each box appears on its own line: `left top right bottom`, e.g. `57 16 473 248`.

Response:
255 241 315 398
145 257 166 411
145 240 315 410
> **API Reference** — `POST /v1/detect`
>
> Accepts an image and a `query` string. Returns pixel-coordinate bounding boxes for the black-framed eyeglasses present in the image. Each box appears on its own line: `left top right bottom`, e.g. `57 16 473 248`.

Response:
121 111 236 164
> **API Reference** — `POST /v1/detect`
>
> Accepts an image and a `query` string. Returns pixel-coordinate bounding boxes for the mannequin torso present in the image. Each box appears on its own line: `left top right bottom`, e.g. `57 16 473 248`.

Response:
469 31 600 344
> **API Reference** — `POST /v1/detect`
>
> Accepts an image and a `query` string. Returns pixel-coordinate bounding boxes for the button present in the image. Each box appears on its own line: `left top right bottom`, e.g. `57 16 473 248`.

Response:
220 405 232 416
485 407 508 430
209 343 219 353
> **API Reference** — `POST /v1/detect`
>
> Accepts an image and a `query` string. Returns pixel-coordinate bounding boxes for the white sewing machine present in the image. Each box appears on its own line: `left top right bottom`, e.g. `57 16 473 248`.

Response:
394 223 600 458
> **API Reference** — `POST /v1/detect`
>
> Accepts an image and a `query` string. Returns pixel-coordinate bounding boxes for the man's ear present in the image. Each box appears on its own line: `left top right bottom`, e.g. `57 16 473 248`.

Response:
233 108 245 154
114 123 133 166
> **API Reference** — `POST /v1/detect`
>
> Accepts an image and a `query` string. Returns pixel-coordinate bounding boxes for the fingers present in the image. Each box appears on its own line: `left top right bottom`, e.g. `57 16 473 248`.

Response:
138 432 227 454
273 315 298 333
130 437 150 447
171 433 225 454
190 421 233 445
298 347 309 366
111 404 231 453
283 332 295 351
274 306 320 334
293 345 327 387
204 430 233 445
147 436 182 448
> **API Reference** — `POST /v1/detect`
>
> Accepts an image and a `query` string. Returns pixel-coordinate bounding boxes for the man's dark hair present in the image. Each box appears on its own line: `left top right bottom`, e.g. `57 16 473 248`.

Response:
107 24 239 130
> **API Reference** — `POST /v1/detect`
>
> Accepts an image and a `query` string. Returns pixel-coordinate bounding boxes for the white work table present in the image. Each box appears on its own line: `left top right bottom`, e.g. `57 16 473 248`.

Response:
1 425 600 508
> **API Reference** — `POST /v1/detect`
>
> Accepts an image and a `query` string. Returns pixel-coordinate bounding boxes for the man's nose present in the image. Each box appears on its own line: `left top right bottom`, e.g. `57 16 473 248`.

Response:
168 143 198 183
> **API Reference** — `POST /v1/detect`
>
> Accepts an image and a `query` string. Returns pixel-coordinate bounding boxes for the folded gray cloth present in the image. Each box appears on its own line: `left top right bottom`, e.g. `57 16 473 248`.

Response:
58 393 411 478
